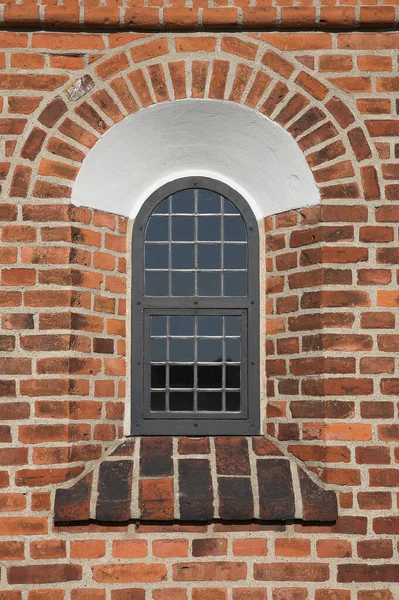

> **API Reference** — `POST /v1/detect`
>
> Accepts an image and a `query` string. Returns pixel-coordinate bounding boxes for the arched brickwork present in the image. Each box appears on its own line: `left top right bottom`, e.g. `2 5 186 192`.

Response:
6 34 380 204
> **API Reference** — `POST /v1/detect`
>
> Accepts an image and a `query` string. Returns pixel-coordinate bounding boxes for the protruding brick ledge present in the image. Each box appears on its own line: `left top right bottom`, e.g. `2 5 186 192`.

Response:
54 437 337 523
0 6 397 31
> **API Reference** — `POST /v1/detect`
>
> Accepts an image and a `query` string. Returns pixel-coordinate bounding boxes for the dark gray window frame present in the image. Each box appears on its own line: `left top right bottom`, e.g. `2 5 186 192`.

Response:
130 177 260 436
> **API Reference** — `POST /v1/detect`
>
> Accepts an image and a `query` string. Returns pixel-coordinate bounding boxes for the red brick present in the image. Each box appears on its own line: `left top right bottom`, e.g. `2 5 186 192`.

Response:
93 564 167 583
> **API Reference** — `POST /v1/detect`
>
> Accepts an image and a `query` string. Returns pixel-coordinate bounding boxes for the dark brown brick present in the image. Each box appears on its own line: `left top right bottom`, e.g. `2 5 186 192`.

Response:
257 459 294 520
54 472 92 521
299 467 338 521
140 437 173 477
218 477 254 521
215 437 250 476
7 564 82 584
96 460 133 521
337 564 399 583
178 459 213 521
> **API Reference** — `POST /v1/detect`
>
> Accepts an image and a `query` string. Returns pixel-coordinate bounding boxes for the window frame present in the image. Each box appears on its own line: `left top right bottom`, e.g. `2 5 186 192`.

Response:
130 176 260 436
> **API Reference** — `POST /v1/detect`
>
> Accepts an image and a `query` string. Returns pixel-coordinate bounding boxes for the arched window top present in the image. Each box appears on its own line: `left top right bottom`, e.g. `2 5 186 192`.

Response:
131 178 260 436
144 187 248 298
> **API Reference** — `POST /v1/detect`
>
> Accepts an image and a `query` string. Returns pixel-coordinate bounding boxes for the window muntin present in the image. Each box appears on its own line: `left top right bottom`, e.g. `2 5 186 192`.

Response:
131 178 260 436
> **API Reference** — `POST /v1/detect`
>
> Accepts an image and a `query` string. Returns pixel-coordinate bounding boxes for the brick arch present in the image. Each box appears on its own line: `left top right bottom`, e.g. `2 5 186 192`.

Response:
8 33 379 204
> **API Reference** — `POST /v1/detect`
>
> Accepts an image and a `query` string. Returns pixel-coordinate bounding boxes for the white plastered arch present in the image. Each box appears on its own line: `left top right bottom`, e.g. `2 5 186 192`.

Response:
72 99 319 220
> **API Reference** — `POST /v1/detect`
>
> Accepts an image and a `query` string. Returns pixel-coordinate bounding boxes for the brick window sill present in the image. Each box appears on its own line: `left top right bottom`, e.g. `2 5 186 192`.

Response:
54 436 337 523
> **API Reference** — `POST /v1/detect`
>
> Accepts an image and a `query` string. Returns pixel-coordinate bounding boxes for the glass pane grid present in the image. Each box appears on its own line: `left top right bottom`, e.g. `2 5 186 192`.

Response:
150 315 241 414
144 189 247 297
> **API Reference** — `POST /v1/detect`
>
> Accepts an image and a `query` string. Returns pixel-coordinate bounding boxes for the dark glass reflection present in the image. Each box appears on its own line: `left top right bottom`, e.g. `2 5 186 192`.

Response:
198 244 221 269
172 272 195 296
198 189 220 213
172 216 194 241
224 272 247 296
226 365 240 388
198 216 221 241
226 392 240 411
145 271 168 296
172 189 195 214
198 316 223 337
223 198 240 214
169 316 194 336
198 392 222 411
153 198 169 214
170 392 193 411
170 365 194 388
145 244 168 269
226 338 241 362
170 339 194 362
146 217 168 241
224 244 246 269
198 272 221 297
151 316 167 336
151 338 167 362
198 365 222 388
225 316 241 336
151 365 166 388
172 244 194 269
151 392 166 411
224 216 246 241
198 339 222 363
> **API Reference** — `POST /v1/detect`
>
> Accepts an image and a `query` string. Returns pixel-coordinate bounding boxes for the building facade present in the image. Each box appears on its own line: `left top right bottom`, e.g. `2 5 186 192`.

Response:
0 3 398 599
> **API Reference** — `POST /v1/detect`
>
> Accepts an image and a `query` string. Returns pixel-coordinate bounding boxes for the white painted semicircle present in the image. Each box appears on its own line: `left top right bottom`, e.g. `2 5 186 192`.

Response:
71 99 320 220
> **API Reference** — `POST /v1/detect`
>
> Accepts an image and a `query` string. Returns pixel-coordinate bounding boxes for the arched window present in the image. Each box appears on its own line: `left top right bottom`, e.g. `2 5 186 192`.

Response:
131 177 259 436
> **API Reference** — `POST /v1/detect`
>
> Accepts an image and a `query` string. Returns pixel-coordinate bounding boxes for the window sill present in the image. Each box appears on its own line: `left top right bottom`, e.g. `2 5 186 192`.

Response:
54 436 337 523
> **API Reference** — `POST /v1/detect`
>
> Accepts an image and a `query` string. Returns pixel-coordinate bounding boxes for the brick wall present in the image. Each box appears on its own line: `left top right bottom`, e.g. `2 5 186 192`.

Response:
0 28 398 599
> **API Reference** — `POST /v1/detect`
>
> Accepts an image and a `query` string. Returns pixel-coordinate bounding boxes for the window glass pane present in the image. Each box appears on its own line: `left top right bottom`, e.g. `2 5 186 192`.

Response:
226 364 240 388
170 365 194 388
225 316 241 336
224 244 246 270
172 189 195 213
198 216 221 241
170 338 194 362
153 198 169 214
172 244 194 269
172 272 195 296
197 365 222 388
226 338 241 362
224 216 246 241
226 392 240 412
172 216 194 241
151 365 166 388
198 392 222 411
198 244 221 270
145 244 168 269
151 392 166 411
198 189 220 213
198 316 223 337
198 338 223 363
198 272 221 297
151 316 167 336
145 271 168 296
146 216 168 241
170 392 193 411
151 338 167 362
224 272 247 296
223 198 240 214
169 316 194 337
